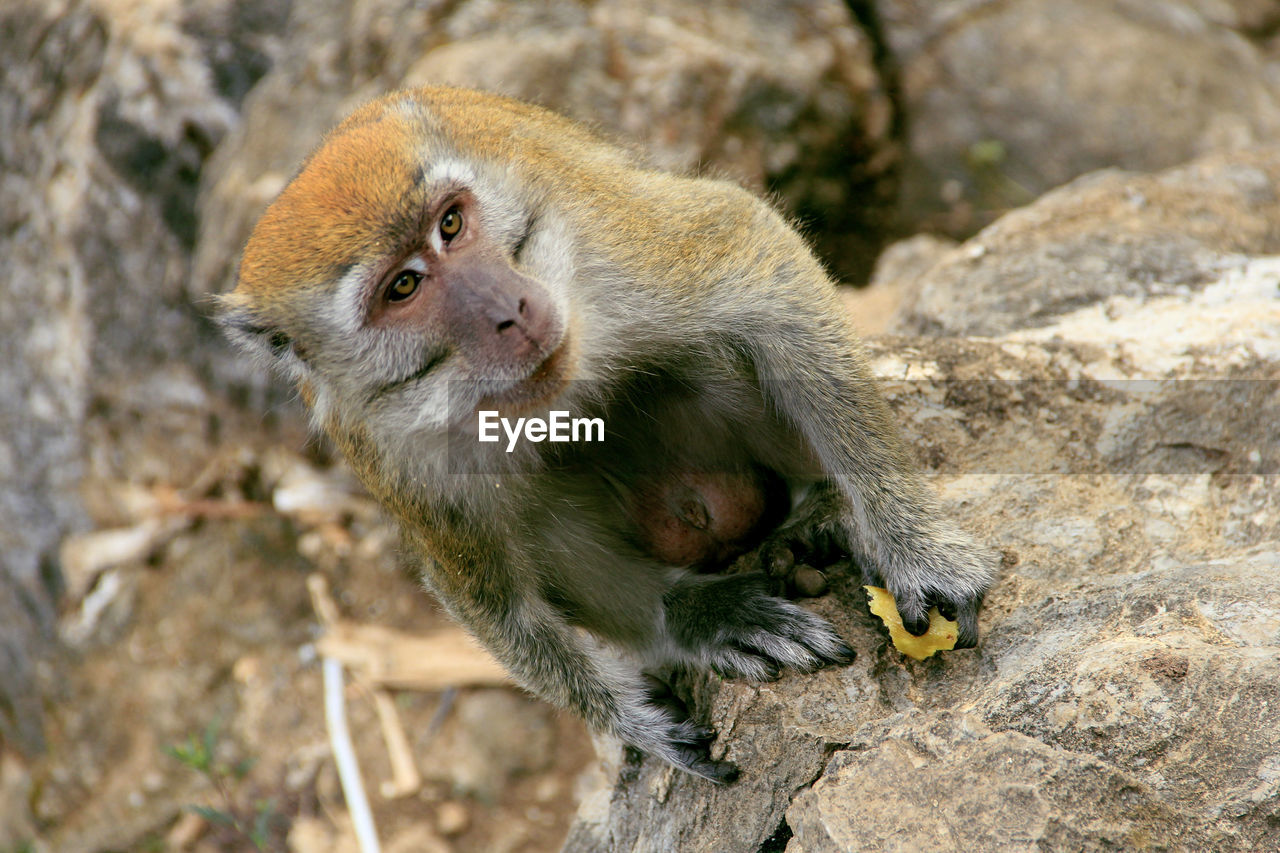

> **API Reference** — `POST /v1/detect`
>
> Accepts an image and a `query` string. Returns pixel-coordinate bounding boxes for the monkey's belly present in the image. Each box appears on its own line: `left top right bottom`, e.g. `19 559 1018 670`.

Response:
630 468 786 568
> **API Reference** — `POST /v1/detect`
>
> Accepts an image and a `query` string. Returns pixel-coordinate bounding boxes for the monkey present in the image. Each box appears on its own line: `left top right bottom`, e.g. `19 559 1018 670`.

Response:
217 86 996 783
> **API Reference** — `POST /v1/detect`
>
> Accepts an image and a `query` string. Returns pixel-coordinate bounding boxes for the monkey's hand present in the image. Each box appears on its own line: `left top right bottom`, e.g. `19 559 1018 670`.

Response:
663 573 855 682
746 313 997 650
755 481 848 590
864 520 994 650
757 482 993 648
632 676 740 784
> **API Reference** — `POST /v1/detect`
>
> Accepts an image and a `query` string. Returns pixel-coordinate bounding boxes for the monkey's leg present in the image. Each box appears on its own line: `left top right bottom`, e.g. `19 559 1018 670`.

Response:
757 482 848 576
747 318 997 647
474 596 740 784
660 573 855 681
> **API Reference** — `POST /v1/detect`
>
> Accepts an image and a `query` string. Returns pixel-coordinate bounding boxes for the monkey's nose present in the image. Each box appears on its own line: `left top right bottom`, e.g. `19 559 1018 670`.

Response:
494 298 529 335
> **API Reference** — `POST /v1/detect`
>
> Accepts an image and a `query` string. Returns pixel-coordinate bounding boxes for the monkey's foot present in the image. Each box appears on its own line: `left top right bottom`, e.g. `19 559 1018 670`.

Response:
620 680 739 784
755 513 850 599
668 730 739 785
624 740 739 785
666 574 855 682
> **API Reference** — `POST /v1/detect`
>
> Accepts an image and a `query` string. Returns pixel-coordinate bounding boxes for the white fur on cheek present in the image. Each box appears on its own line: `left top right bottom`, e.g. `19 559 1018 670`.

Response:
332 263 375 337
520 215 577 312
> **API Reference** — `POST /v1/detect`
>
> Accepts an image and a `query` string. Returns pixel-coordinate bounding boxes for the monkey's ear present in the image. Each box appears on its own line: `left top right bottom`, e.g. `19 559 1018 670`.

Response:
214 292 310 384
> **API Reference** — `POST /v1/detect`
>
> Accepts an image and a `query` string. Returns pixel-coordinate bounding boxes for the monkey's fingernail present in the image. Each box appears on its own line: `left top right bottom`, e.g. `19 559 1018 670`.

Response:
903 614 930 636
698 759 740 785
793 566 827 597
833 642 856 665
688 724 716 743
954 626 979 649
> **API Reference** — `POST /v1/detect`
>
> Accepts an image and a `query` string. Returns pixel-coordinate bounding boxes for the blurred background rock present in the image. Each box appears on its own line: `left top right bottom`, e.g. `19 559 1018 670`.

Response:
2 1 1277 850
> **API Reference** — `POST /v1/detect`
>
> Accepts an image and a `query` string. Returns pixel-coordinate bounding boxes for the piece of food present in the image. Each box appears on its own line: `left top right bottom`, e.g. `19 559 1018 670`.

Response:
864 586 958 660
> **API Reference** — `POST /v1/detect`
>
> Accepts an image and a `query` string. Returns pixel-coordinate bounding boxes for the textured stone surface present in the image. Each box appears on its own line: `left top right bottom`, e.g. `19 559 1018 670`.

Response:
0 0 287 757
888 147 1280 337
788 555 1280 851
788 713 1191 851
879 0 1280 235
565 151 1280 851
193 0 895 313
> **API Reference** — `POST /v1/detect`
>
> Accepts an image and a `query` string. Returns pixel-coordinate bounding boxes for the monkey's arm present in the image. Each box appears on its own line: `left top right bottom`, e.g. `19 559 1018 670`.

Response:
743 294 995 646
468 590 742 783
618 188 997 644
413 525 743 784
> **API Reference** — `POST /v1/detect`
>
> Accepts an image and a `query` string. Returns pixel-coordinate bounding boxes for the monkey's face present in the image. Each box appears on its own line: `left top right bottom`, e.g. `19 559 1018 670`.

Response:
218 93 576 443
351 186 571 418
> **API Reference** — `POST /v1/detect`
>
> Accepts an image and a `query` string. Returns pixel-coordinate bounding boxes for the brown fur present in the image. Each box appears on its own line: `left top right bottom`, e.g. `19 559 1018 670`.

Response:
219 87 995 783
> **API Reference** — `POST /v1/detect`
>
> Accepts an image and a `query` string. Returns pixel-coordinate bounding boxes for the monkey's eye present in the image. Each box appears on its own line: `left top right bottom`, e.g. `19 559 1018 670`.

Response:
387 270 422 302
439 207 463 241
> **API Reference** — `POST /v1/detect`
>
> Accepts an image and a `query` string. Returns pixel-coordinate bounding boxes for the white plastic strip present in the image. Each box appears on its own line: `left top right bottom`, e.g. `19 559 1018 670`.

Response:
323 656 382 853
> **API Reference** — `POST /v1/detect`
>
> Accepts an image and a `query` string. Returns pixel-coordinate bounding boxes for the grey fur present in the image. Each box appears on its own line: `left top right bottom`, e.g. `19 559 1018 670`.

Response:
219 87 996 783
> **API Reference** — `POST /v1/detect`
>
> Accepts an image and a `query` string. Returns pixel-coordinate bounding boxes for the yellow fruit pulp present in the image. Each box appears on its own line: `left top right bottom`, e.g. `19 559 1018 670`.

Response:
864 586 959 660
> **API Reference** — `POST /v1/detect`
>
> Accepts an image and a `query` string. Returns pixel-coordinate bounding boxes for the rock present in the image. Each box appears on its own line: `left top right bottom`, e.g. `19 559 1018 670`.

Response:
0 0 103 757
287 815 361 853
193 0 897 309
842 233 956 334
420 689 557 801
888 147 1280 337
880 0 1280 235
564 151 1280 850
562 680 833 852
867 233 956 293
0 0 290 756
788 712 1190 851
384 824 451 853
790 554 1280 851
435 800 470 836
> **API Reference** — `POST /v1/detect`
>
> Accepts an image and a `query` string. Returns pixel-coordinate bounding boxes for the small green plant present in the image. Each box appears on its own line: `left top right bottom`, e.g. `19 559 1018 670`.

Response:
164 720 280 851
965 137 1035 213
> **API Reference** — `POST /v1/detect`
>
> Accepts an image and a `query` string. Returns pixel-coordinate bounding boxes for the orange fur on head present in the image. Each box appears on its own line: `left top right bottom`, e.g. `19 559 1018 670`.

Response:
238 103 423 302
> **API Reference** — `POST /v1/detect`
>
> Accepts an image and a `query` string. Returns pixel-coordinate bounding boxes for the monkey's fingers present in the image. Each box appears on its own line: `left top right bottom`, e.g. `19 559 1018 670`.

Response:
677 749 740 785
708 600 855 680
631 695 740 783
758 528 847 586
893 588 980 649
710 645 782 682
934 599 980 647
874 530 995 647
953 606 980 649
659 716 740 784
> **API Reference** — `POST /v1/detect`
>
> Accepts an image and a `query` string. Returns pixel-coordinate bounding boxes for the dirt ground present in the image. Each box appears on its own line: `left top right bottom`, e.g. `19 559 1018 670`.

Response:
7 397 599 853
